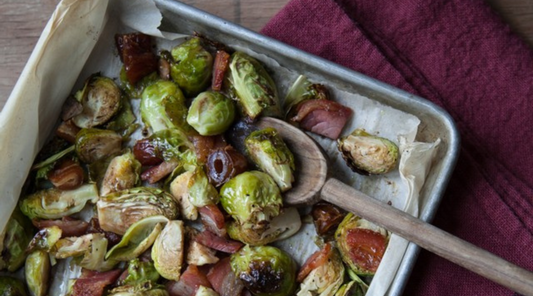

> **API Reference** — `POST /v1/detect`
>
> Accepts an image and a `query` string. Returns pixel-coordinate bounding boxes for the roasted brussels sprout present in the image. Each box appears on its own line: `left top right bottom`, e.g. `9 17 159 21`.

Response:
230 245 296 296
225 51 281 119
220 171 283 226
0 276 28 296
297 246 344 296
334 273 368 296
335 213 389 276
120 258 160 286
0 207 34 272
100 151 142 196
31 145 75 183
187 166 219 207
170 37 213 97
144 128 196 168
140 80 188 133
195 286 219 296
96 187 178 235
169 170 198 220
75 128 123 163
20 184 98 220
106 215 168 262
26 226 62 253
25 250 50 296
245 127 295 192
52 233 117 271
284 75 329 118
337 129 399 175
108 282 168 296
106 97 140 139
186 91 235 136
151 220 184 281
72 75 122 128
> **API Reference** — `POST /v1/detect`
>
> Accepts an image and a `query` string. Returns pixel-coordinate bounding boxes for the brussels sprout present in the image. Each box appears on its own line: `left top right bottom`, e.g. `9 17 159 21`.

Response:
337 129 399 175
230 245 296 296
170 37 213 97
335 213 389 276
334 276 368 296
96 187 178 235
26 226 62 253
227 207 301 246
225 51 281 120
108 282 168 296
20 184 98 220
151 220 184 281
0 276 28 296
1 206 34 272
284 75 329 117
31 145 75 183
297 247 344 296
75 128 123 164
185 229 219 266
195 286 219 296
245 128 295 192
120 68 160 99
100 151 142 196
52 233 117 271
25 250 51 296
120 258 160 286
188 166 219 207
106 215 168 262
72 75 122 128
140 80 188 133
145 128 196 168
106 96 140 139
187 91 235 136
220 171 283 226
169 170 198 220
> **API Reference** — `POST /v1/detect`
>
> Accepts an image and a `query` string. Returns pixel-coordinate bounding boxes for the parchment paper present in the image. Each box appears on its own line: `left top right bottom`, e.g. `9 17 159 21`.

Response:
0 0 440 295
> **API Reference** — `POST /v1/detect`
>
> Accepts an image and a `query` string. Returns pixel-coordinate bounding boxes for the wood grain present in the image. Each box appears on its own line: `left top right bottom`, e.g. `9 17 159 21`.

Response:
0 0 532 112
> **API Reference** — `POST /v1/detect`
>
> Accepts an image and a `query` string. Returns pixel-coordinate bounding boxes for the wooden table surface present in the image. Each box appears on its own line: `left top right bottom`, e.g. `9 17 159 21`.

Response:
0 0 532 112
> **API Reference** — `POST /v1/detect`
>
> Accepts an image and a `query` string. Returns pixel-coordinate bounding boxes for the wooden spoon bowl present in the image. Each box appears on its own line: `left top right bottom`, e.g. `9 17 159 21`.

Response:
257 117 533 295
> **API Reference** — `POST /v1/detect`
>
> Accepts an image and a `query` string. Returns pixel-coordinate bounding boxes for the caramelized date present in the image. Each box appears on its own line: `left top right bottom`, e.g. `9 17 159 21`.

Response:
189 134 227 164
47 159 84 190
206 146 248 187
55 120 81 143
115 33 158 85
140 159 179 184
311 201 346 236
212 50 230 91
133 139 163 166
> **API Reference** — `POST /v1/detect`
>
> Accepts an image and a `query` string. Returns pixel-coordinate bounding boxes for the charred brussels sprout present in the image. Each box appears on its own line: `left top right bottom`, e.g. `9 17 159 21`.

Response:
20 184 98 220
219 171 283 226
0 276 28 296
335 213 389 276
26 226 62 253
100 151 142 196
72 75 121 128
140 80 188 133
285 75 329 118
25 250 50 296
231 245 296 296
96 187 178 235
337 129 399 175
225 51 281 120
170 37 213 97
245 128 295 192
75 128 123 164
186 91 235 136
151 220 184 281
1 207 34 272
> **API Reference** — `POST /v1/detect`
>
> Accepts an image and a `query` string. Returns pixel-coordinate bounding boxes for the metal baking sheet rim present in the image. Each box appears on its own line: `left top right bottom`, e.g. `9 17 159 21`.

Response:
153 0 460 295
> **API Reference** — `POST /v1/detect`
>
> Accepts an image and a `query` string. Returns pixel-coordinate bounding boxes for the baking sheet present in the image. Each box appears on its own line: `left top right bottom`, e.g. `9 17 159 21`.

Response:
0 0 443 295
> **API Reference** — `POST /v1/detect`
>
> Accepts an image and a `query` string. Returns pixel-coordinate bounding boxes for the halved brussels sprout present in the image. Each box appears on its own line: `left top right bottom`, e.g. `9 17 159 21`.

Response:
100 151 142 196
195 286 219 296
220 171 283 226
245 128 295 192
106 215 168 262
25 250 50 296
187 91 235 136
227 207 301 246
230 245 296 296
151 220 184 281
96 187 178 235
284 75 329 118
334 274 368 296
119 258 160 286
225 51 281 120
75 128 123 164
72 75 121 128
20 184 98 220
337 129 399 175
145 128 196 168
140 80 188 133
335 213 389 276
52 233 117 271
297 247 344 296
105 97 139 140
187 166 219 207
169 170 197 220
0 276 27 296
31 145 75 183
26 226 62 253
170 37 213 97
108 282 168 296
1 207 34 272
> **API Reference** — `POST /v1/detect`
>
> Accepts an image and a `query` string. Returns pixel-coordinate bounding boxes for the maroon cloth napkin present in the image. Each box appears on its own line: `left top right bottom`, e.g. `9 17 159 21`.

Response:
261 0 533 295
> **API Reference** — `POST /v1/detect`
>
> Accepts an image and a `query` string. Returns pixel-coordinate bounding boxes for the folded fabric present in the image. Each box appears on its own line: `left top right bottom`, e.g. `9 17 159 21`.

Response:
261 0 533 295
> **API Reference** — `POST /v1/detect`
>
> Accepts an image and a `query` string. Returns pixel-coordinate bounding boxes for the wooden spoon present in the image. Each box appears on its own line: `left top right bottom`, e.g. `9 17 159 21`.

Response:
257 117 533 295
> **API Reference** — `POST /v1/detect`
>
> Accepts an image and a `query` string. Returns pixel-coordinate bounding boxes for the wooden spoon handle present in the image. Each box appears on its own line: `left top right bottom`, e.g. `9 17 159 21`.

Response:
321 178 533 295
